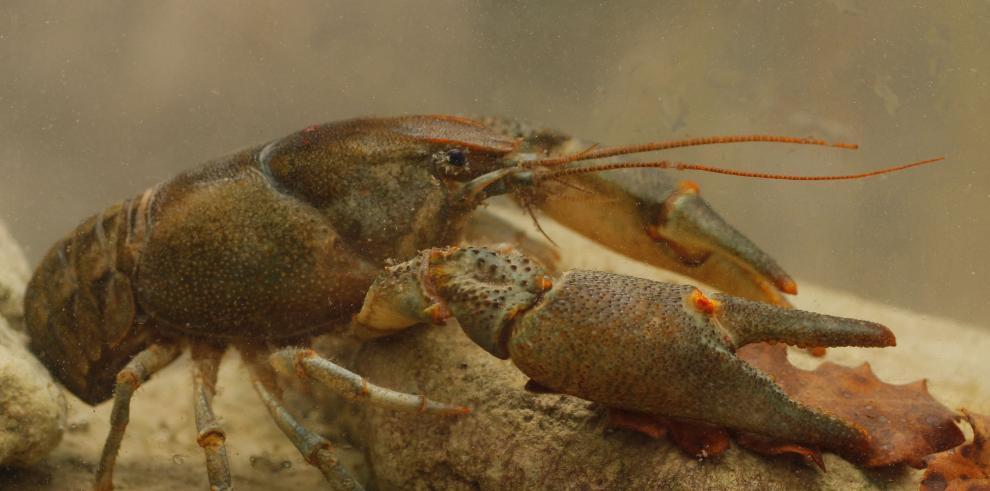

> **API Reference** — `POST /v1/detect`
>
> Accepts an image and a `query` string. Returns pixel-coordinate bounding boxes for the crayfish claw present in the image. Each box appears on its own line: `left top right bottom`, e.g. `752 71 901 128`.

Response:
651 181 798 295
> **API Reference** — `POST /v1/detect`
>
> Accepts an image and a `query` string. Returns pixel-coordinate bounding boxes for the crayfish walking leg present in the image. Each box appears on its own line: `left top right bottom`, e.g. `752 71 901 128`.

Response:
94 342 182 491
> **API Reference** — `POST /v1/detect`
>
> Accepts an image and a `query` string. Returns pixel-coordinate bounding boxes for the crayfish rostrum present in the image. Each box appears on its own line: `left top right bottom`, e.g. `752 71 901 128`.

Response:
23 115 938 490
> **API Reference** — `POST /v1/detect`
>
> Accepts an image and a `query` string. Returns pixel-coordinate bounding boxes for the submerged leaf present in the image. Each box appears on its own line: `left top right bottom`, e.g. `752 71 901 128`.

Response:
608 409 731 458
734 431 826 470
737 343 964 467
922 410 990 491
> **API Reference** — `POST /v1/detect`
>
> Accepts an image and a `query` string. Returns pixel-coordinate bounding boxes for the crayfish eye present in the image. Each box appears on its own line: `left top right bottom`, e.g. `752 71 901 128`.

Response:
447 148 467 166
432 147 472 177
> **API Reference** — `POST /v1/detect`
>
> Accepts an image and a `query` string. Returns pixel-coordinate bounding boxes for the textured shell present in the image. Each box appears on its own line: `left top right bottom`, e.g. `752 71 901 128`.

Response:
22 115 519 405
25 197 154 405
371 115 519 154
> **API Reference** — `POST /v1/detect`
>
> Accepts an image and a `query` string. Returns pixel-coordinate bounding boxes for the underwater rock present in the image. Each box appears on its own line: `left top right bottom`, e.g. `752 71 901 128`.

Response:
0 219 66 467
0 219 30 330
320 323 904 489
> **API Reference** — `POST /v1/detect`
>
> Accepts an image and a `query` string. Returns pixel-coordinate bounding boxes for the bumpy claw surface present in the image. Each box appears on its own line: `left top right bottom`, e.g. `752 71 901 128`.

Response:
358 246 894 457
506 270 890 455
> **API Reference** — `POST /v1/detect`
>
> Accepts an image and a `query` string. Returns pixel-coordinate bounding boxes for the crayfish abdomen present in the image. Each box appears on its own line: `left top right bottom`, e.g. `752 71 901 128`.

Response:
25 198 152 405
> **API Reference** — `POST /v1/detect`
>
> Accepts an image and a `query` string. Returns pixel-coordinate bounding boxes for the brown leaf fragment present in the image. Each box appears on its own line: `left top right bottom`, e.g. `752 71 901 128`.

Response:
922 410 990 491
608 409 731 458
667 419 731 459
608 408 668 440
737 342 964 467
735 431 826 470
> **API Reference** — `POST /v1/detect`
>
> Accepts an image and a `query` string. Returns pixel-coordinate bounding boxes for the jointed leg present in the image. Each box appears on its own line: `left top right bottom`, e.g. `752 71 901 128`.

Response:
241 347 364 491
269 347 469 415
94 341 182 491
190 341 231 491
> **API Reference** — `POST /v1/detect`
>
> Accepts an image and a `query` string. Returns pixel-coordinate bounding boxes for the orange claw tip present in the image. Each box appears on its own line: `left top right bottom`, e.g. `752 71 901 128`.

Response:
777 276 798 295
878 324 897 347
677 180 701 193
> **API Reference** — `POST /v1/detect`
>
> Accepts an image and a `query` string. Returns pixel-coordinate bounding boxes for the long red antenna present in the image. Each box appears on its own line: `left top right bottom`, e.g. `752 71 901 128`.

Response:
536 157 944 181
530 135 859 167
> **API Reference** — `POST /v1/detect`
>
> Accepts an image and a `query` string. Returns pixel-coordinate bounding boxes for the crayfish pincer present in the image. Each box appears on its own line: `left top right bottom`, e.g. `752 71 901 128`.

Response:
22 115 939 490
353 246 894 461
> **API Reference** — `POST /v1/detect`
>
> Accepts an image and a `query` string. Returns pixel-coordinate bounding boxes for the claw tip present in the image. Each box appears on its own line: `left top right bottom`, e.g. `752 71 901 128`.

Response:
777 276 798 295
878 324 897 347
677 180 700 194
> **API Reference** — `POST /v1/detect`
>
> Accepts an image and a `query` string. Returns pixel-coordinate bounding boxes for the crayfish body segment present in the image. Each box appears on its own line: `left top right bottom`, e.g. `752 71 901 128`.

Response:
357 246 894 457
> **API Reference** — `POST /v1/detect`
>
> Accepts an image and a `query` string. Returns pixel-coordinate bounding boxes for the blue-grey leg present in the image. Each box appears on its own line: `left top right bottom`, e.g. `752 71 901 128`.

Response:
94 341 182 491
242 348 364 491
191 341 231 491
269 347 469 415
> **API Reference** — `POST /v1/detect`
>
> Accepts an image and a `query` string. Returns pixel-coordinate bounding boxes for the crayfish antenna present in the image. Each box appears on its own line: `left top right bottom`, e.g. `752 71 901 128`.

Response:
709 293 896 349
530 134 859 167
533 156 944 182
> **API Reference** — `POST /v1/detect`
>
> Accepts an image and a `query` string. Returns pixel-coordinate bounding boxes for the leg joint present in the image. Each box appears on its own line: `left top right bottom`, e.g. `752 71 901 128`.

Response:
292 348 318 380
196 428 227 450
115 369 142 393
306 442 338 468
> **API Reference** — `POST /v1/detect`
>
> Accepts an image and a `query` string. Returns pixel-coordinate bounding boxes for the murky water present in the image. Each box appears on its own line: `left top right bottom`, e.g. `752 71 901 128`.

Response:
1 2 988 489
2 2 986 328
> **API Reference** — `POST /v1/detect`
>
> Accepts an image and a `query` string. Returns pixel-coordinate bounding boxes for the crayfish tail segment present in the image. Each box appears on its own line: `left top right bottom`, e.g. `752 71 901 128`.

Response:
710 293 896 349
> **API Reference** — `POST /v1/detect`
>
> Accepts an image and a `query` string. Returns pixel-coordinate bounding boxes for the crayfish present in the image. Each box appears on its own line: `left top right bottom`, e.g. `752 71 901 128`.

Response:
23 115 939 490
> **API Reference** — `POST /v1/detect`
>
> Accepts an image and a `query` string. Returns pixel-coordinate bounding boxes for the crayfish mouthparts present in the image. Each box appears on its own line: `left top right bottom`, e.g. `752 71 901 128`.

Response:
355 246 896 457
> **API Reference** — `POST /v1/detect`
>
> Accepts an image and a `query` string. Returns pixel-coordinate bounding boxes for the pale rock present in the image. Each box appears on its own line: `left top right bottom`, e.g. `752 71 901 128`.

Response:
0 219 66 467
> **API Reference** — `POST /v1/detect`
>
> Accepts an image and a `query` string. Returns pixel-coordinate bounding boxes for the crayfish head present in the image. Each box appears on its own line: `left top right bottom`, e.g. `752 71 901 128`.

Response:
259 115 521 204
